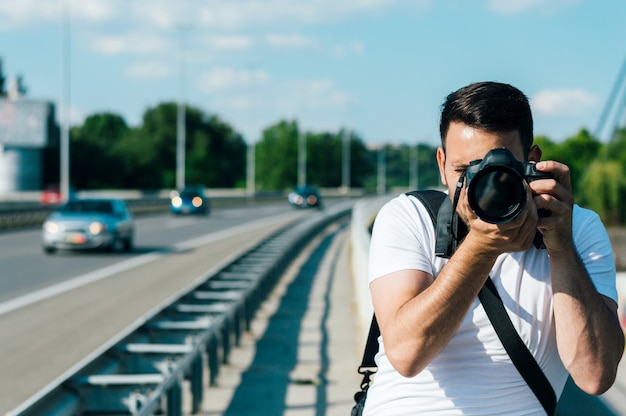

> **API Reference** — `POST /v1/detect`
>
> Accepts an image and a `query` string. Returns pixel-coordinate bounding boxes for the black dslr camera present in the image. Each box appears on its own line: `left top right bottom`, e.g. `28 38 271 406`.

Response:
465 148 555 224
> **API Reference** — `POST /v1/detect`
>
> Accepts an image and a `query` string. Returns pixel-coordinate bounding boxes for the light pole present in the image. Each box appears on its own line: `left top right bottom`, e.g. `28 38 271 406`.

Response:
60 0 71 202
298 130 306 187
409 144 418 190
377 145 386 195
341 128 350 193
176 25 192 191
246 141 255 197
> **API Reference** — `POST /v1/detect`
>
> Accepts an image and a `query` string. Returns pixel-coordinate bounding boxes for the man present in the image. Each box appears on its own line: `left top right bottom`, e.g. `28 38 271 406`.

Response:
364 81 624 415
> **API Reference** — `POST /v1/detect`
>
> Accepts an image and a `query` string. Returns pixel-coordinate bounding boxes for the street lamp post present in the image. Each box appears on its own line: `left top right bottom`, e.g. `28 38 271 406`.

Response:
341 129 350 193
409 144 418 190
176 25 192 191
247 141 255 197
298 131 306 187
60 0 71 202
377 145 386 195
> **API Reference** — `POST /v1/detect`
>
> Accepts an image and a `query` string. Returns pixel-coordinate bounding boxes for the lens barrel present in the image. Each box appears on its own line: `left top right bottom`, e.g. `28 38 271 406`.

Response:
467 165 526 224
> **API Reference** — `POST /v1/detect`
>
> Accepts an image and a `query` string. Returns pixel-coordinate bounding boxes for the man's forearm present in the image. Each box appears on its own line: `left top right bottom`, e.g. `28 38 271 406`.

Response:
385 233 499 377
551 248 624 395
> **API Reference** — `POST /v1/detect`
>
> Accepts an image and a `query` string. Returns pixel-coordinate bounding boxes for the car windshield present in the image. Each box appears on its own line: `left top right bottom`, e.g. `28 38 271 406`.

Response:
296 186 317 194
61 200 114 214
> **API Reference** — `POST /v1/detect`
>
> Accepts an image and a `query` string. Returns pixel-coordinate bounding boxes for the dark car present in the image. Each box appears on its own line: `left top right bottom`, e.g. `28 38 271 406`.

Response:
41 198 135 254
170 186 210 215
288 185 322 208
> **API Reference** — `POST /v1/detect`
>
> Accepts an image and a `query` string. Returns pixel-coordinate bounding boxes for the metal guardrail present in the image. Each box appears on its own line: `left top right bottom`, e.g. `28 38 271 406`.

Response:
8 201 353 416
0 198 172 231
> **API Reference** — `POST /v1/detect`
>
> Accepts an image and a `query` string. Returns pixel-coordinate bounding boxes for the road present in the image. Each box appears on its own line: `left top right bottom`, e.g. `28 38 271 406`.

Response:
0 201 320 414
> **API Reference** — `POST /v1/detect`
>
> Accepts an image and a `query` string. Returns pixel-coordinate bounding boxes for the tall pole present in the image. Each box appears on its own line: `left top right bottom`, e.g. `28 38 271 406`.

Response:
176 27 188 191
409 144 418 190
246 142 255 197
246 64 257 198
60 0 71 202
377 145 386 195
298 131 306 187
341 129 350 193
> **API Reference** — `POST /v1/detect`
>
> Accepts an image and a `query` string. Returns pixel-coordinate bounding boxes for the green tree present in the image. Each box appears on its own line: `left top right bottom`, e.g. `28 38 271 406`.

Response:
0 59 6 96
366 143 441 191
345 131 375 189
305 129 375 189
307 131 341 187
385 144 410 189
70 112 129 189
579 160 626 225
110 103 246 189
415 143 440 189
255 120 299 190
559 129 601 197
254 121 376 191
601 127 626 166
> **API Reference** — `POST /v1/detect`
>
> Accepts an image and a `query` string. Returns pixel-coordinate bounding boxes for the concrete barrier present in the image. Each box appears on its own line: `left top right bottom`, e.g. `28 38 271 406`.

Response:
349 193 395 335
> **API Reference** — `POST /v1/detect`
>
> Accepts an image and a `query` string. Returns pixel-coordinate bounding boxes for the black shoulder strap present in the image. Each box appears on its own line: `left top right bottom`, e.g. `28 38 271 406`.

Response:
479 278 557 415
405 189 447 225
358 189 556 415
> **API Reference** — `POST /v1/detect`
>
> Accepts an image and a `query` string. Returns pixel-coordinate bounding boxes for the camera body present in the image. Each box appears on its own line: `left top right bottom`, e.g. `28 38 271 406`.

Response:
465 147 555 224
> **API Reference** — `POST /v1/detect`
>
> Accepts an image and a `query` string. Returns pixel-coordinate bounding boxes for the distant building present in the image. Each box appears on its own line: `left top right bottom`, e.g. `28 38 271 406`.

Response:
0 81 58 194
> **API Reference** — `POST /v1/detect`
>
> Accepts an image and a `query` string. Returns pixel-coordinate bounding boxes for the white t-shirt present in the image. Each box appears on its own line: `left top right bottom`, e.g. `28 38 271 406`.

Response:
365 193 617 416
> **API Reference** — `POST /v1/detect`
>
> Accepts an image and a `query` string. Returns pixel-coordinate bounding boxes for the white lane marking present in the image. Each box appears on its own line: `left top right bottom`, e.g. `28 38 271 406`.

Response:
0 212 303 316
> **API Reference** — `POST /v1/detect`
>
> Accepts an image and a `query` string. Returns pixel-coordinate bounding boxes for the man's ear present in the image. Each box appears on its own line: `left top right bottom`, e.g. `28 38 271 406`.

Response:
528 144 542 162
437 147 447 186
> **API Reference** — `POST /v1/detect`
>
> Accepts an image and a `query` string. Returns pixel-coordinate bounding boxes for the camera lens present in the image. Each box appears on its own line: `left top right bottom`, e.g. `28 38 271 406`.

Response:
468 166 525 224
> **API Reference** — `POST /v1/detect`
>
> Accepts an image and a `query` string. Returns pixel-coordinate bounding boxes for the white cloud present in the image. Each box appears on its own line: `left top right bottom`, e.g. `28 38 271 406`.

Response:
195 0 407 30
276 79 352 111
532 88 597 116
71 0 116 21
89 33 169 55
197 67 270 92
207 35 254 50
266 33 318 49
0 0 59 28
333 41 365 57
124 61 170 79
0 0 115 30
486 0 579 15
0 0 416 31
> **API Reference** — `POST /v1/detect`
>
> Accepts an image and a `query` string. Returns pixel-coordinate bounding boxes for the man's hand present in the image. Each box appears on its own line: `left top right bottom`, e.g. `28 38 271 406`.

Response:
528 161 575 254
456 185 540 256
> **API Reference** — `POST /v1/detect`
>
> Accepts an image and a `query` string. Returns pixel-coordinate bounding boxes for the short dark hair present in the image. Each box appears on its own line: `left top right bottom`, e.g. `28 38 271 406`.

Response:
439 81 534 155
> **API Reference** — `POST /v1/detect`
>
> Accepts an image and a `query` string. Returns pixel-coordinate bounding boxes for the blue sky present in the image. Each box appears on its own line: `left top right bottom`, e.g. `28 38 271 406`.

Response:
1 0 626 146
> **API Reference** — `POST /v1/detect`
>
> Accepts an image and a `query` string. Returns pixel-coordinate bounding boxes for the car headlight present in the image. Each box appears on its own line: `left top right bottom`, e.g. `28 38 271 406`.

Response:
171 196 182 208
192 196 203 207
44 221 61 234
89 222 106 235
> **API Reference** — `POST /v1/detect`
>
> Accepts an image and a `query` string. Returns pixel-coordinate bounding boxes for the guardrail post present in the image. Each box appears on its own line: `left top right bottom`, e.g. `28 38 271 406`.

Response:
167 372 183 416
191 353 204 413
208 332 220 385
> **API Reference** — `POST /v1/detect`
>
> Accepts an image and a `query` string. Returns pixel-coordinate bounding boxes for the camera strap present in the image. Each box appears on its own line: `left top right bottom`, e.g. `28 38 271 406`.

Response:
479 276 557 415
435 171 468 258
356 189 556 415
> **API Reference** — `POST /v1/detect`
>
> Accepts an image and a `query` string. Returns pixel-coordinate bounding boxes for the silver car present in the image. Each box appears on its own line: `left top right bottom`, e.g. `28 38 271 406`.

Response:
42 198 135 254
